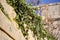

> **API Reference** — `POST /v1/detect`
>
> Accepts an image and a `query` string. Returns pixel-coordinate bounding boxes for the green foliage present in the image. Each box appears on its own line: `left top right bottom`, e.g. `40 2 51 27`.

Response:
6 0 55 40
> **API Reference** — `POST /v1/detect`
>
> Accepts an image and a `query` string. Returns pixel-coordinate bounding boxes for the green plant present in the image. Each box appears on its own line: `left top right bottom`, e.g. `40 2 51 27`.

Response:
4 0 56 40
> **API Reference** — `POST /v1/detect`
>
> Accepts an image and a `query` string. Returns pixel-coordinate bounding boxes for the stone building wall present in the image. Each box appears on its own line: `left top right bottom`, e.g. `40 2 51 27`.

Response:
0 0 26 40
42 3 60 40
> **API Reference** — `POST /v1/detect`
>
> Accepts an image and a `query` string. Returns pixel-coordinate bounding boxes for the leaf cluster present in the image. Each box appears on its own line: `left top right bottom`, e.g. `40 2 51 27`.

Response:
6 0 55 40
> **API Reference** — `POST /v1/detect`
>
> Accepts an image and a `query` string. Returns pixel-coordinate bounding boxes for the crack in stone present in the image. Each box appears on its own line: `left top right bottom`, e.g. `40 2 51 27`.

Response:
0 27 15 40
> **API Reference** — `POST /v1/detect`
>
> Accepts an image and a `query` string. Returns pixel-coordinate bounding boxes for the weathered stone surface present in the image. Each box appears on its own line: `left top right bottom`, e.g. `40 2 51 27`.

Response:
0 0 25 40
42 3 60 18
0 30 13 40
0 8 25 40
42 3 60 40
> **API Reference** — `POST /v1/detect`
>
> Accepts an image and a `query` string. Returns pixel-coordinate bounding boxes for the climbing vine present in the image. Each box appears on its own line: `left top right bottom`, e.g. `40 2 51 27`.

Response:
0 0 55 40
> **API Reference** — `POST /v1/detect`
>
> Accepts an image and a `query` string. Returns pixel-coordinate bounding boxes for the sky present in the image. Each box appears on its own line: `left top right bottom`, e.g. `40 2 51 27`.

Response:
26 0 60 4
26 0 60 16
41 0 60 4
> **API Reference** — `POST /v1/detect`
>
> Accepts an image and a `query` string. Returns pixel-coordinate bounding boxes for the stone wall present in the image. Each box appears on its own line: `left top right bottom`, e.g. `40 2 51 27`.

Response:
42 3 60 40
0 0 25 40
